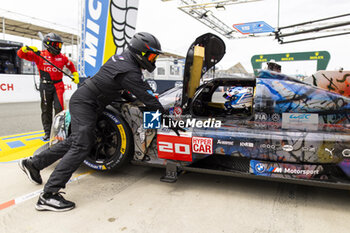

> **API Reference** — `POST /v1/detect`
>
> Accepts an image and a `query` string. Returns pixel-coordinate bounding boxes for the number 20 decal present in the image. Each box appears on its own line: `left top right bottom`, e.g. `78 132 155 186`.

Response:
157 134 192 162
158 142 190 154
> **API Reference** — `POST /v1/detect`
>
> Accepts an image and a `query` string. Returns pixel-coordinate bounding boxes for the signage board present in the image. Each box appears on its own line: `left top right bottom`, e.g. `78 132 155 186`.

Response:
233 21 274 34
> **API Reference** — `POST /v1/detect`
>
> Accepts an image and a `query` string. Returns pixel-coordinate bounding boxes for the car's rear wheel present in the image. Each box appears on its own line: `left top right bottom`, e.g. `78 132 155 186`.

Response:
83 111 133 171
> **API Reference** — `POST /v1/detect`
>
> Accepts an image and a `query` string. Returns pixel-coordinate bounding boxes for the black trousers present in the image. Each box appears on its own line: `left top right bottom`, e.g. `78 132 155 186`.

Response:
32 85 99 193
40 83 63 136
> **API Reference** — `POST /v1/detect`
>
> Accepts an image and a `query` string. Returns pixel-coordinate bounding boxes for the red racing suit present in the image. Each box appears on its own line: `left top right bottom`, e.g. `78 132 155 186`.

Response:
17 49 77 136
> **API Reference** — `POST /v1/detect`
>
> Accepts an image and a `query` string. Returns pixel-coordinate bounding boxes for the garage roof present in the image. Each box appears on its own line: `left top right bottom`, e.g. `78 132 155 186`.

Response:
0 10 79 45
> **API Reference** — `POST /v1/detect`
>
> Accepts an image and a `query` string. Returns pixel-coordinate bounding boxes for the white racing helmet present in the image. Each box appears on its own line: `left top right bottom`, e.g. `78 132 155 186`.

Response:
223 86 253 109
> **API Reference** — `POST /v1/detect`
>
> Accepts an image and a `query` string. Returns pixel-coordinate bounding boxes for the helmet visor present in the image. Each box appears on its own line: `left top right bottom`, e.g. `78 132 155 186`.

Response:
48 41 62 50
147 53 159 63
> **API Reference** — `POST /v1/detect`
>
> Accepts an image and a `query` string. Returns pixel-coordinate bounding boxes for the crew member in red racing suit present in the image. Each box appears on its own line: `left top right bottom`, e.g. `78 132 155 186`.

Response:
17 32 79 140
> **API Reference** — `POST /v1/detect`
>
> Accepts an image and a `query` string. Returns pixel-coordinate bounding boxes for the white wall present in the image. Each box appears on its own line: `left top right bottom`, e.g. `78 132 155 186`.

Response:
0 74 78 105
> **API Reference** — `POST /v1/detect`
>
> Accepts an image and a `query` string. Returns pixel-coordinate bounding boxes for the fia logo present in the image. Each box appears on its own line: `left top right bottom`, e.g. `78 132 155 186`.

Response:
143 110 162 129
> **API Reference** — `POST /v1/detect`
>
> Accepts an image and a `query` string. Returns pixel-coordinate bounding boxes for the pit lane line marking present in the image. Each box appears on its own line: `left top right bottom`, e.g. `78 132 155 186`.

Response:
0 131 47 162
0 170 94 211
1 131 44 140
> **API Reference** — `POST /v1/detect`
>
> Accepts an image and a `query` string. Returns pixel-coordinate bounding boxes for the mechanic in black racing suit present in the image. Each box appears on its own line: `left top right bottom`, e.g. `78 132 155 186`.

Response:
19 32 182 212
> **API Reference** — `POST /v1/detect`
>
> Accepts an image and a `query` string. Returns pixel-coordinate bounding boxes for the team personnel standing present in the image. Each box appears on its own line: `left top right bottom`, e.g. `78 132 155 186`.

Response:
17 33 80 140
19 32 172 211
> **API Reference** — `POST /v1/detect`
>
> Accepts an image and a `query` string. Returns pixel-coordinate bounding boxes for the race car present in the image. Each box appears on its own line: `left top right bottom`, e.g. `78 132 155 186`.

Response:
43 33 350 190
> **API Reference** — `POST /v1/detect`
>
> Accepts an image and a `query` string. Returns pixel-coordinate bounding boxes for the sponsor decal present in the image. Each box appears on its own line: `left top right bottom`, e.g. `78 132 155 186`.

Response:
43 66 59 73
282 113 319 130
217 140 234 146
251 160 319 176
301 146 316 152
81 0 139 76
240 142 254 148
82 0 109 75
192 137 213 154
271 167 319 175
325 148 334 157
281 57 294 61
0 83 14 91
255 163 266 173
83 160 105 170
310 52 324 60
64 84 72 90
143 110 162 129
289 114 311 120
342 149 350 158
282 145 293 152
117 125 126 154
157 134 192 161
271 113 280 122
260 144 276 150
173 107 183 119
271 167 282 173
104 111 119 124
255 55 267 62
255 112 268 121
169 106 183 120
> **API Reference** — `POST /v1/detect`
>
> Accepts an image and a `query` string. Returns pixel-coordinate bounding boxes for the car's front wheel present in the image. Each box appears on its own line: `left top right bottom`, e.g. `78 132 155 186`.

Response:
83 111 133 171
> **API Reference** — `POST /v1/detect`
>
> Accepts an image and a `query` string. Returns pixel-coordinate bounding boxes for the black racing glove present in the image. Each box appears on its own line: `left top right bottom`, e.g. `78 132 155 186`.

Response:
121 90 137 102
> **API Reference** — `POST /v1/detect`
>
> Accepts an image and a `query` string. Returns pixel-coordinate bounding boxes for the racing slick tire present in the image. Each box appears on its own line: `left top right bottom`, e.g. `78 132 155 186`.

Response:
83 110 133 171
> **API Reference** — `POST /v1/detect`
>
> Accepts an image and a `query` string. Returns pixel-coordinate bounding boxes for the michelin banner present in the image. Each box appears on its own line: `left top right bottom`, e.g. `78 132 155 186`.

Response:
80 0 139 77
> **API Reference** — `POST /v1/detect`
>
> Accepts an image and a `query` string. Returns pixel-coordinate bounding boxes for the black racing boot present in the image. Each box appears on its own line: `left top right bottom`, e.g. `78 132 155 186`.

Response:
35 192 75 212
19 158 43 185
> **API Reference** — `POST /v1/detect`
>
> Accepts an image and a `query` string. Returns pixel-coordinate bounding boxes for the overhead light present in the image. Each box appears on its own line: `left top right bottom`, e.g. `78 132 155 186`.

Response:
215 4 226 11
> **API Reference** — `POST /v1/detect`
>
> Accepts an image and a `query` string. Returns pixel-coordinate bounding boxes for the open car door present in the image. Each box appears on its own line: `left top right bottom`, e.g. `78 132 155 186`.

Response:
181 33 226 108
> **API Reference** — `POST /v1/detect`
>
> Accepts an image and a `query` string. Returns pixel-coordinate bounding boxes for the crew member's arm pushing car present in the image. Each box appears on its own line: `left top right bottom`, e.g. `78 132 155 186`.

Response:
120 71 164 112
